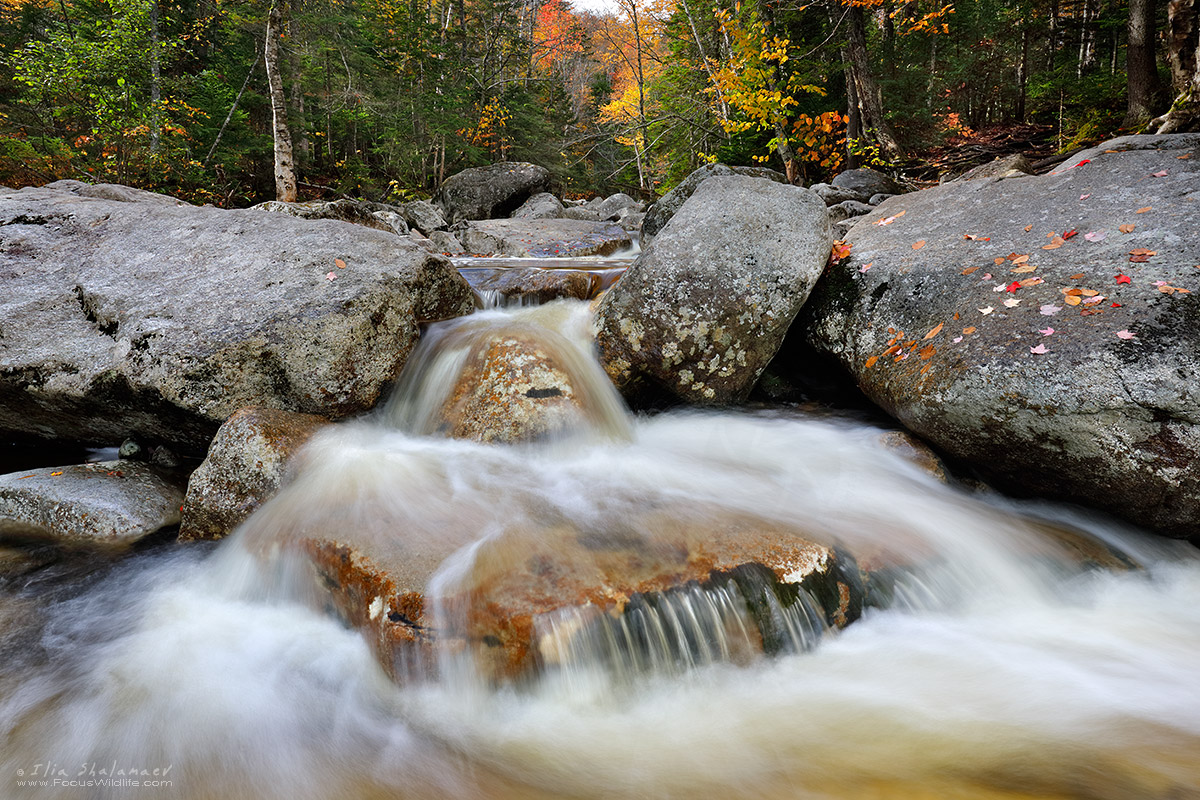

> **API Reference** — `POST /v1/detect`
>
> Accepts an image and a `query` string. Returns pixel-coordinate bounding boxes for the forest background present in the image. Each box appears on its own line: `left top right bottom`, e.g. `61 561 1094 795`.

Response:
1 0 1198 206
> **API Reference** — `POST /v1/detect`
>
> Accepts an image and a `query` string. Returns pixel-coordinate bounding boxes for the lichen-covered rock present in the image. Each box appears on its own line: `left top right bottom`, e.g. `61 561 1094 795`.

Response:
830 168 904 202
0 183 474 453
802 133 1200 541
433 162 551 224
179 407 330 541
510 192 564 220
456 219 631 257
595 175 832 404
0 460 184 545
432 331 592 443
641 164 787 242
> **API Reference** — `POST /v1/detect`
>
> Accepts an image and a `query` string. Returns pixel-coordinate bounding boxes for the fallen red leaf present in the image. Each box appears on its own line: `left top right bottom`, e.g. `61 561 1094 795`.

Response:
1115 274 1131 284
1005 282 1021 292
1062 229 1078 240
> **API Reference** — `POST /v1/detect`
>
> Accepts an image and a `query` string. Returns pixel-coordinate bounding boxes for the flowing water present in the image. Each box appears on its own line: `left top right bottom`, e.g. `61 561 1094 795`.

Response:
2 295 1199 800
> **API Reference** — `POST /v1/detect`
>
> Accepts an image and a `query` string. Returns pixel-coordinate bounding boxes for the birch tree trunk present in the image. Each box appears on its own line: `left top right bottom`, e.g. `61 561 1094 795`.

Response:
266 1 298 202
1155 0 1200 131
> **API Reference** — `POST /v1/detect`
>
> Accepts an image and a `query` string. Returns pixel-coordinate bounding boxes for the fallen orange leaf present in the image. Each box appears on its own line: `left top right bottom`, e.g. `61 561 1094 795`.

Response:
1019 278 1044 287
919 345 936 360
962 326 976 335
1070 273 1085 280
1136 207 1152 214
335 258 346 269
1118 224 1136 233
865 355 879 368
1012 265 1036 273
912 240 926 250
1065 295 1083 306
962 266 980 275
924 322 944 340
1024 225 1033 232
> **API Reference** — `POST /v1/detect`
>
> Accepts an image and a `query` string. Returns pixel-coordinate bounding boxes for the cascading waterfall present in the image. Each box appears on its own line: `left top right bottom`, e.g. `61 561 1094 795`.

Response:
2 295 1199 800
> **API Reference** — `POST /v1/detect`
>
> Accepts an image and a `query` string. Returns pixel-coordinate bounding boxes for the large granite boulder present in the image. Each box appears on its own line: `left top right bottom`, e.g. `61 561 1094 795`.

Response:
179 407 330 541
595 175 832 404
395 199 447 234
433 162 551 224
0 460 184 545
802 133 1200 541
641 164 788 243
456 219 631 257
0 184 474 454
510 192 564 220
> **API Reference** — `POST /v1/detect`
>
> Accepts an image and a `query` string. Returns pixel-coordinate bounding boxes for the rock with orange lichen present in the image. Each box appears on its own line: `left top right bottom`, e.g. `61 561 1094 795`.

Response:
298 504 864 685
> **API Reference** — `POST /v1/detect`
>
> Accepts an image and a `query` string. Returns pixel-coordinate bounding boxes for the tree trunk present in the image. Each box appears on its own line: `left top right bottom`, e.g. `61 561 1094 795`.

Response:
1016 27 1029 121
842 43 862 169
149 0 161 154
288 0 309 161
1125 0 1165 128
266 2 298 202
1156 0 1200 131
1078 0 1097 76
846 4 902 162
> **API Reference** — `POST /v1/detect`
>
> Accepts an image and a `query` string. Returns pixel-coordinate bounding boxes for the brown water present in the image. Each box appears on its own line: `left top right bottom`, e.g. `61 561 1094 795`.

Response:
1 299 1199 800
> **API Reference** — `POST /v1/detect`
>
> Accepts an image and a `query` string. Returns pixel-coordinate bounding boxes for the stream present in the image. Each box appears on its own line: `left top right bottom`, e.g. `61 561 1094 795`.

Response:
1 254 1198 800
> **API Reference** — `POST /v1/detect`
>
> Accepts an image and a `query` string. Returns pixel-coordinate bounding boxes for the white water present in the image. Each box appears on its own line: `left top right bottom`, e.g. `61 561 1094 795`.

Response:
2 300 1200 800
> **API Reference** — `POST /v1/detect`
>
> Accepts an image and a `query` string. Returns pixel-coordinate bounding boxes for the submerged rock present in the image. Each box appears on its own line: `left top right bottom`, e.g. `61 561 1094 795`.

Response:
470 268 597 306
297 503 859 685
802 133 1200 541
0 460 184 545
434 162 551 224
457 219 631 258
179 407 330 541
595 175 832 405
0 183 474 453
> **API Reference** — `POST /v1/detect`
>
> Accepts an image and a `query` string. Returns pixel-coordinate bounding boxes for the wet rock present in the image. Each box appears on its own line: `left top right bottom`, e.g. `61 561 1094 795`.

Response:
877 430 948 482
802 133 1200 541
642 164 787 243
829 199 875 224
253 198 407 234
830 168 904 203
951 153 1036 183
471 269 597 305
511 192 564 220
0 183 474 454
396 200 447 234
0 460 184 545
457 219 631 258
296 503 857 684
179 407 330 541
617 210 645 232
595 175 832 405
433 162 551 224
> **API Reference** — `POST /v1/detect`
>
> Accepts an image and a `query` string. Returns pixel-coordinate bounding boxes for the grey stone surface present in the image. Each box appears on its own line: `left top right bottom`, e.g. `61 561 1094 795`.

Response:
0 460 184 545
595 176 832 404
830 168 904 202
510 192 564 220
594 192 643 220
43 179 189 206
868 193 897 206
801 133 1200 541
254 198 406 234
641 164 787 243
0 184 475 453
433 162 551 224
829 200 876 223
950 154 1036 183
457 219 631 258
427 230 465 254
180 407 330 541
562 206 604 221
396 200 447 234
810 183 863 207
470 268 596 305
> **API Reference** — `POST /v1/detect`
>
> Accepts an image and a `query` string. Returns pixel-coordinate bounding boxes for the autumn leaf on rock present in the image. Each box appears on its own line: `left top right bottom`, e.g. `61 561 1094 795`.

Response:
1012 265 1036 273
1069 273 1085 280
919 345 937 360
1004 298 1021 307
335 258 347 269
1115 330 1136 339
924 322 944 339
1080 194 1091 200
1040 304 1061 315
1119 224 1136 233
1065 295 1082 306
859 262 872 273
1005 282 1021 292
1011 254 1029 264
952 336 963 343
1152 170 1168 177
1038 327 1054 335
1062 229 1078 240
326 272 337 281
1042 236 1065 250
1083 231 1106 242
865 356 879 368
912 240 926 250
979 306 995 315
962 326 976 334
831 241 852 262
1115 274 1132 284
1029 344 1049 354
874 210 906 226
1024 225 1033 232
1019 278 1043 287
961 266 980 275
1136 207 1152 214
994 257 1006 265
